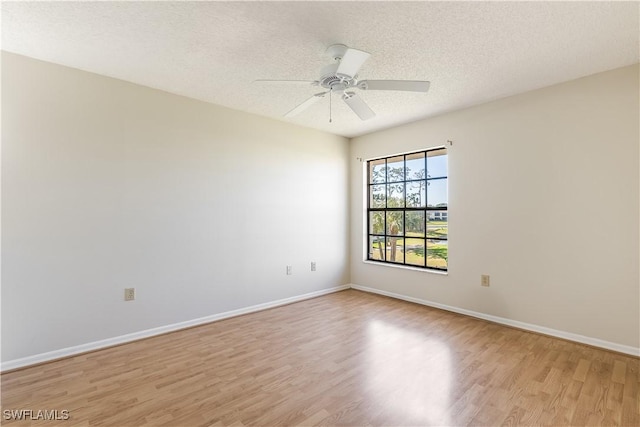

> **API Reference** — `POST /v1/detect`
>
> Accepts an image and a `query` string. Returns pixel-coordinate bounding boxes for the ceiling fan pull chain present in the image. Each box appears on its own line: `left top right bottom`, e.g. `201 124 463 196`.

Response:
329 88 333 123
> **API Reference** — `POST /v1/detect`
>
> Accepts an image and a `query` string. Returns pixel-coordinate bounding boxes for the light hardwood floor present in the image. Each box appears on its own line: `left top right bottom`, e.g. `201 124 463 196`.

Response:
1 289 638 426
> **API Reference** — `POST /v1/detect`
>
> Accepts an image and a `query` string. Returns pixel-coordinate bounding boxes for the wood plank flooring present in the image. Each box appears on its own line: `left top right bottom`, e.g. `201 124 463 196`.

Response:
1 289 638 426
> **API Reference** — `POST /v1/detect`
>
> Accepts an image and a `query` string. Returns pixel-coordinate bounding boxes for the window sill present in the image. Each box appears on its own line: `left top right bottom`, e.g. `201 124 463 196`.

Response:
362 260 448 275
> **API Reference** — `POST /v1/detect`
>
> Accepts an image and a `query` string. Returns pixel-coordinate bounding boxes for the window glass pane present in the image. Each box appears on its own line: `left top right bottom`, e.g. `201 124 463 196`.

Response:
406 181 426 207
366 149 448 271
405 211 425 237
405 152 425 181
369 212 385 235
387 183 405 208
387 155 404 182
427 239 448 269
426 178 447 207
427 212 448 238
386 211 404 236
386 236 404 264
405 238 425 267
369 159 386 184
427 149 447 179
369 236 385 261
370 184 386 208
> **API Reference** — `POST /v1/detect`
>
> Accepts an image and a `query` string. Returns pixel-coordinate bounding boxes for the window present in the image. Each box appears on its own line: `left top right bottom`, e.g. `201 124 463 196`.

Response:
367 148 448 271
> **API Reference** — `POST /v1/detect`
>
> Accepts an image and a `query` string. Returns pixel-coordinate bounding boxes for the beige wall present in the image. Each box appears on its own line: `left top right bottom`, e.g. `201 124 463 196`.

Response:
350 65 640 350
3 51 638 365
1 52 350 363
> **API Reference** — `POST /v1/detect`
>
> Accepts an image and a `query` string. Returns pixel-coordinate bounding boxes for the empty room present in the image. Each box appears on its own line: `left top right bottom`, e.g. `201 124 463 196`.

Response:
1 1 639 426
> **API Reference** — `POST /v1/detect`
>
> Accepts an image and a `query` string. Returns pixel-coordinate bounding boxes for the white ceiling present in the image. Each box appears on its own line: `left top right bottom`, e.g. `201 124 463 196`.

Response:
2 1 639 138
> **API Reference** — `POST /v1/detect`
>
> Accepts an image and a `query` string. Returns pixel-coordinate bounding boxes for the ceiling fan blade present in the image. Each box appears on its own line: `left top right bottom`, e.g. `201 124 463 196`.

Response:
359 80 431 93
253 79 318 85
336 48 371 78
342 92 375 121
284 92 327 118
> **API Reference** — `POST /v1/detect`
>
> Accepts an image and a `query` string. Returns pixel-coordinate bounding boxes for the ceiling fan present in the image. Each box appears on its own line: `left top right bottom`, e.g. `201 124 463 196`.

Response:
255 44 430 122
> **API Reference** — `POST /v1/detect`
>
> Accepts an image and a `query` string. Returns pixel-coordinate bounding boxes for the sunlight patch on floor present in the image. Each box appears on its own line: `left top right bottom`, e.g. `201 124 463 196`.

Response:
366 320 452 425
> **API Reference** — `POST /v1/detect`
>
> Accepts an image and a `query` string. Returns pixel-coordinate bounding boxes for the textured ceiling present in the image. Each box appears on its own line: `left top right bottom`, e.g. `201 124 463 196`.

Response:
2 1 639 138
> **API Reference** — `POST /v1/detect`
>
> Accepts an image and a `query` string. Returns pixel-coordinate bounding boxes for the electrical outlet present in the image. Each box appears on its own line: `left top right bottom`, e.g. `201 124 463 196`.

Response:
311 262 316 271
286 266 292 275
124 288 135 301
481 275 490 287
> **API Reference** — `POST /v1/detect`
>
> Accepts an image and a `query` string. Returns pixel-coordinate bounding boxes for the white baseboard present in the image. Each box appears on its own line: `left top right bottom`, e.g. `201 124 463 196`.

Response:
350 284 640 357
0 285 350 372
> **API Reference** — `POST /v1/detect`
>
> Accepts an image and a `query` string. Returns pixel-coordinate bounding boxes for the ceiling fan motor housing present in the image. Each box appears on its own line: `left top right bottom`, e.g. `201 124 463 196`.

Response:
319 63 355 91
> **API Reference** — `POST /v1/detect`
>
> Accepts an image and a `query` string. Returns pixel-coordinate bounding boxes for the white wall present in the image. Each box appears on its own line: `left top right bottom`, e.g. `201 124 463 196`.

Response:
350 65 640 350
1 52 350 363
